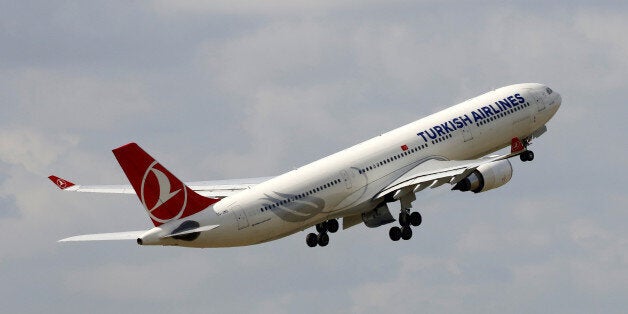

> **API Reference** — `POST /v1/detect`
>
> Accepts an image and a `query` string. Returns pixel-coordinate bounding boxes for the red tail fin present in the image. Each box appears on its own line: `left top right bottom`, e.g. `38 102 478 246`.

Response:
112 143 219 227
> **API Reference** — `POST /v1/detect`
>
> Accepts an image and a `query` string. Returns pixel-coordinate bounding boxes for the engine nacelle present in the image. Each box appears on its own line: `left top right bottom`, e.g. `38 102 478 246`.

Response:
362 203 396 228
452 159 513 193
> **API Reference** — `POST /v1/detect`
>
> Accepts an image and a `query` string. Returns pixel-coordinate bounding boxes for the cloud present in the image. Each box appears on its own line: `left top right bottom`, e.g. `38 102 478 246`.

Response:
63 254 220 301
197 21 355 92
0 194 19 219
150 0 389 17
0 69 152 132
0 127 78 174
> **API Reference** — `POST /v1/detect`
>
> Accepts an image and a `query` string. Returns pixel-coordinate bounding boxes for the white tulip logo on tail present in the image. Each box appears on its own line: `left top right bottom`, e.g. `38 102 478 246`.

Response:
140 161 188 224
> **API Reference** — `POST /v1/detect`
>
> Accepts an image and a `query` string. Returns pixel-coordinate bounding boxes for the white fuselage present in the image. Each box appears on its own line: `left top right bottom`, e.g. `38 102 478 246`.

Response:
143 83 561 247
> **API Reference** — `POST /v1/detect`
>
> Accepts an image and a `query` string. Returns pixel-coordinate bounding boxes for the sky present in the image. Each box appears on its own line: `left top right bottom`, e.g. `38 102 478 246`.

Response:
1 1 627 313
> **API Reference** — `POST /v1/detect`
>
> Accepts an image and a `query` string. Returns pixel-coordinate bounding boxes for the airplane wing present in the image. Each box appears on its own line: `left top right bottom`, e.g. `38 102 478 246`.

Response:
374 138 526 200
48 175 273 198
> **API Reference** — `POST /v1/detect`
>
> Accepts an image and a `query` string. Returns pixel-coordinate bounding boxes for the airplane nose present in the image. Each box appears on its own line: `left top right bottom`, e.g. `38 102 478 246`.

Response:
549 92 562 116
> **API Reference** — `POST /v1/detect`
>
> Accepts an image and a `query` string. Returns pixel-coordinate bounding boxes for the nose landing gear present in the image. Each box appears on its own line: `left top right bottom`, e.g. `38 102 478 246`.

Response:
518 137 535 162
520 150 534 162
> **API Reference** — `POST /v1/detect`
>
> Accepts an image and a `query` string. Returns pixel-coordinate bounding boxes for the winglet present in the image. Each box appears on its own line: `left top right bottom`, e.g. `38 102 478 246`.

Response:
48 176 75 190
510 137 525 154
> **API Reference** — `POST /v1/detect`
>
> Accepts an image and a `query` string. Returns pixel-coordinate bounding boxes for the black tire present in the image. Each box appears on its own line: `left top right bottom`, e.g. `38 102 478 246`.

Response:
316 222 327 233
526 150 535 161
389 226 402 241
327 219 339 233
399 212 410 227
410 212 422 226
401 226 413 240
306 233 318 247
520 150 534 162
318 233 329 247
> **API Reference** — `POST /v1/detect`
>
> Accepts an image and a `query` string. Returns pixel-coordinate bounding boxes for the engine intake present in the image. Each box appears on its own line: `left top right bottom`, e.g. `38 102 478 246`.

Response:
452 159 513 193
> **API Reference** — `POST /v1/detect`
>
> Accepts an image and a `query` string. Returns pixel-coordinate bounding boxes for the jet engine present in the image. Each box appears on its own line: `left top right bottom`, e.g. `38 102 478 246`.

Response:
362 203 396 228
452 159 513 193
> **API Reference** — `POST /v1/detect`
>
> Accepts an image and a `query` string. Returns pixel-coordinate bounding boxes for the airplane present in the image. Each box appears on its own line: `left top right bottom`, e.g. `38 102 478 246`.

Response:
50 83 561 248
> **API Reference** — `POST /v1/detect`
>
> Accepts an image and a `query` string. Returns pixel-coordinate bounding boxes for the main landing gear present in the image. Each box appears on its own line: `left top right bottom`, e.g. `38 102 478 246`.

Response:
306 219 339 247
389 210 422 241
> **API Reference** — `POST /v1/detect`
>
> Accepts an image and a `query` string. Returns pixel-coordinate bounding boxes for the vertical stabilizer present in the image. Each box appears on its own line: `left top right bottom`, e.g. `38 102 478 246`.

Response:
112 143 220 227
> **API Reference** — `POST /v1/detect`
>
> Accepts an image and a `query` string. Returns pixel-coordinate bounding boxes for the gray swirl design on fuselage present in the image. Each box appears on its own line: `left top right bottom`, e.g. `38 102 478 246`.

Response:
262 192 326 222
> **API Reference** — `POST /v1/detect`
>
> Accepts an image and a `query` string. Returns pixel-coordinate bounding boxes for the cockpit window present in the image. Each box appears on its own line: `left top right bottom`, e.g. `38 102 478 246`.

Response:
546 87 553 94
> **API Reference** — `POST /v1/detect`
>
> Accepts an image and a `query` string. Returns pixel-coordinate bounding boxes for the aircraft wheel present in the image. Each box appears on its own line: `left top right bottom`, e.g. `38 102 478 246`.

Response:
316 222 328 233
410 212 422 226
399 212 410 227
306 233 318 247
327 219 339 233
389 226 402 241
526 151 535 161
317 233 329 247
520 150 534 162
401 226 413 240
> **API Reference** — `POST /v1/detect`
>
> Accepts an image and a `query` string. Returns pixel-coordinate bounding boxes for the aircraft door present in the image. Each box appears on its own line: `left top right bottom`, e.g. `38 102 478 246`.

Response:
528 88 545 112
340 170 352 189
231 205 249 230
536 92 546 112
462 125 473 142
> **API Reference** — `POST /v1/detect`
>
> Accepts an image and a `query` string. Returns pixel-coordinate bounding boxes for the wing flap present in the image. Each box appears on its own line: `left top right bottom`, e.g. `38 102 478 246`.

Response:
375 159 476 199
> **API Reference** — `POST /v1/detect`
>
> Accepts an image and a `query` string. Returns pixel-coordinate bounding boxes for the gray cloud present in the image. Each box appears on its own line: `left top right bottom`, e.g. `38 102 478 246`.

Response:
0 194 19 219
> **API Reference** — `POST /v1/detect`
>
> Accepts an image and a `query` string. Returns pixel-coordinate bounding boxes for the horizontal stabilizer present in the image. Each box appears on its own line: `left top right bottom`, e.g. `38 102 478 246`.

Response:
59 231 146 242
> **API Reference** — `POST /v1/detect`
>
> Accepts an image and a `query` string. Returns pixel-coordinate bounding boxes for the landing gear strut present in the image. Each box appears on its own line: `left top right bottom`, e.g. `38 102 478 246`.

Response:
387 190 422 242
306 219 339 247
